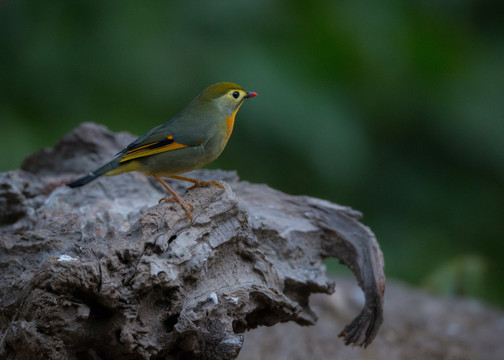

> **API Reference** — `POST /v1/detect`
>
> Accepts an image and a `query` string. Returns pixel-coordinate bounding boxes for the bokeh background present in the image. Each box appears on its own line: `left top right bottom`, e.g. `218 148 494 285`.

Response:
1 1 503 306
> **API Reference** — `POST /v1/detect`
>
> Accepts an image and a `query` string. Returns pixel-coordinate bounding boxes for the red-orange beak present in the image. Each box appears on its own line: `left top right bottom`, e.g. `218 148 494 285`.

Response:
245 91 257 99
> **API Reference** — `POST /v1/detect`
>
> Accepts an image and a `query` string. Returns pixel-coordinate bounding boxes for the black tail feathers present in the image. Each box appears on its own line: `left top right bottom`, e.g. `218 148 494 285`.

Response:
66 172 99 188
66 158 121 188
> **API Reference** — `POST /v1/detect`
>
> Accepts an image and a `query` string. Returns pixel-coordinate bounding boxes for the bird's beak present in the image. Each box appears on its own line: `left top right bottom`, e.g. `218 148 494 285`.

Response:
244 91 258 99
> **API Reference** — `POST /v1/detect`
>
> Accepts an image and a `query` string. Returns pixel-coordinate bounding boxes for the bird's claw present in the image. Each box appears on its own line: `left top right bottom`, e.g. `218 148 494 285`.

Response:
186 180 225 192
158 196 194 221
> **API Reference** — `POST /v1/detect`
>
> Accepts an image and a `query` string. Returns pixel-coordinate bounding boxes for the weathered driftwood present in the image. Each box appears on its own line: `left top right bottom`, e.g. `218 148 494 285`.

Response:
0 123 385 360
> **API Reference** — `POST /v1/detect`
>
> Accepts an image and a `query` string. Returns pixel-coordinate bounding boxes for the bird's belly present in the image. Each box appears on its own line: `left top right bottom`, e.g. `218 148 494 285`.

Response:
135 137 226 177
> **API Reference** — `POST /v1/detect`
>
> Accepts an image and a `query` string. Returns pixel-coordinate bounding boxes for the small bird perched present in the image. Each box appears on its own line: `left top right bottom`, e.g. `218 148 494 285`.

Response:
67 82 257 220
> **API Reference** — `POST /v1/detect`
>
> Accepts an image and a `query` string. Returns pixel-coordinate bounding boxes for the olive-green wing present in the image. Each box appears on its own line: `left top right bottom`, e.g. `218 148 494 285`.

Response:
117 123 204 163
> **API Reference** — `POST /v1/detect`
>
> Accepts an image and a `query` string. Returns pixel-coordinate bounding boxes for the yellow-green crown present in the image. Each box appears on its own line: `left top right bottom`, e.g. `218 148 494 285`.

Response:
199 82 245 100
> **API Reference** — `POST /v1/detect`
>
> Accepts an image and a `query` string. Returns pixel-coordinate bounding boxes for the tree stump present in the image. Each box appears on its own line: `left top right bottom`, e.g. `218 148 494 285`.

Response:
0 123 385 360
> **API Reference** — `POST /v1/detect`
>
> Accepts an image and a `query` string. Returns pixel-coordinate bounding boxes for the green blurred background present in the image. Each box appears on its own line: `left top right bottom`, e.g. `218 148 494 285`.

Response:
1 1 503 306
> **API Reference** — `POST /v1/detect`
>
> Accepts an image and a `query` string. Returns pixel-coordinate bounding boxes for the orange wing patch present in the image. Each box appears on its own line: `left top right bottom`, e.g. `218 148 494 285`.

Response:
119 135 189 163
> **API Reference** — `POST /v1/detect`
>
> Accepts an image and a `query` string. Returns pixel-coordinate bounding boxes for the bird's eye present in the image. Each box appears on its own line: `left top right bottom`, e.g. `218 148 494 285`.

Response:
232 91 240 99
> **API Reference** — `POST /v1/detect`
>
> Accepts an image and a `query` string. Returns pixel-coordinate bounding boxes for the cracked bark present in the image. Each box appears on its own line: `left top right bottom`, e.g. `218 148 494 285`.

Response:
0 123 385 360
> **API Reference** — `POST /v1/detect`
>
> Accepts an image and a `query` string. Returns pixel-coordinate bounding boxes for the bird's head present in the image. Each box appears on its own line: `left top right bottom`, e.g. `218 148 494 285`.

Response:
197 82 257 117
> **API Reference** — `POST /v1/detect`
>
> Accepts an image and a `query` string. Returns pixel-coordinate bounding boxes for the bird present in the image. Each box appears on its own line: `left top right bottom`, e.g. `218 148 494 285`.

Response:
67 82 257 220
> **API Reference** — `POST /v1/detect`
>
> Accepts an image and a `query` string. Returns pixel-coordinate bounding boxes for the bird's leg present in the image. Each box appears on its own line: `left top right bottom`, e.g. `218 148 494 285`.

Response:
152 174 194 220
170 175 226 192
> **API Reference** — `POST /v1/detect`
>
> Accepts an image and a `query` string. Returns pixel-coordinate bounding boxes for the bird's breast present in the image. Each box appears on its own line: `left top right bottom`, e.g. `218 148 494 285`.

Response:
225 114 236 141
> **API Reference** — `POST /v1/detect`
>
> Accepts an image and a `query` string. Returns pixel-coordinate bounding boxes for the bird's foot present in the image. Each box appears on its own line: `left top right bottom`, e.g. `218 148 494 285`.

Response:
186 180 225 192
159 196 194 221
